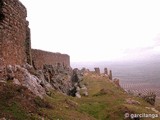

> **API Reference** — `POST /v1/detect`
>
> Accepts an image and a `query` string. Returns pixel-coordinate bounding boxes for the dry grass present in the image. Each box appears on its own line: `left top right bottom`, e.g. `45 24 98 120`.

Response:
0 73 159 120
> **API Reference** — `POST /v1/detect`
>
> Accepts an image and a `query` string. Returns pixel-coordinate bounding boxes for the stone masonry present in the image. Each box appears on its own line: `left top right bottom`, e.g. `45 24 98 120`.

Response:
104 68 108 75
0 0 71 97
0 0 31 66
0 0 70 69
32 49 70 70
94 67 100 75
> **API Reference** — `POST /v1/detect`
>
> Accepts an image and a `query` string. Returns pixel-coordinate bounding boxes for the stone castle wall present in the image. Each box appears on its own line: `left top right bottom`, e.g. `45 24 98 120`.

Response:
0 0 70 68
0 0 31 66
32 49 70 70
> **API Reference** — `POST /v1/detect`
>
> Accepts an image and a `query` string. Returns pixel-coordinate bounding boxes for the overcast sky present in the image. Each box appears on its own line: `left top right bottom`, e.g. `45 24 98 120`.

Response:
21 0 160 62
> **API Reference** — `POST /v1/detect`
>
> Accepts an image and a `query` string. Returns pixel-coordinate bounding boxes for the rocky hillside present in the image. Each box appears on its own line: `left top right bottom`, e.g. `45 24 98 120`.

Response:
0 63 87 98
0 65 159 120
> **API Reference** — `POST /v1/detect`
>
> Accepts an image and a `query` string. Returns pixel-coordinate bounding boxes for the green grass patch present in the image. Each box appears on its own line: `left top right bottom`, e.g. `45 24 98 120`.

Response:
0 73 159 120
79 102 106 118
0 102 29 120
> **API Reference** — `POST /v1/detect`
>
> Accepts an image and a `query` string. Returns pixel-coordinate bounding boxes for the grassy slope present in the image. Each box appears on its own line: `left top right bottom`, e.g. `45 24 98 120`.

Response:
0 82 52 120
0 73 159 120
41 73 160 120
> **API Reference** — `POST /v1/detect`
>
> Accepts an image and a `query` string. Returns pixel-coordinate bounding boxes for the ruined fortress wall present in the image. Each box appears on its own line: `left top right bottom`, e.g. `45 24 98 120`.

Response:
0 0 31 66
32 49 70 69
0 0 70 69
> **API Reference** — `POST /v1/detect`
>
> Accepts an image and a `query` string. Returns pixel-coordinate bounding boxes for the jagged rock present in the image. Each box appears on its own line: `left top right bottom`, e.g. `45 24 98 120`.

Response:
113 78 120 87
0 118 6 120
126 98 140 105
142 92 156 105
23 63 33 70
15 65 46 98
13 78 21 85
23 63 36 75
0 80 6 83
0 67 3 73
36 70 46 85
72 68 83 83
69 87 77 96
83 91 89 96
81 85 88 96
6 65 15 80
76 86 81 92
57 63 65 73
72 68 80 83
0 63 87 99
39 64 73 95
69 68 88 97
75 92 81 98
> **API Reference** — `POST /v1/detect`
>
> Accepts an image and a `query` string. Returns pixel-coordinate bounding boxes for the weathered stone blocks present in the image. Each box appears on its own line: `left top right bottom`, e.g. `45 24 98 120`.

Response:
94 67 100 75
109 70 112 80
31 49 70 70
0 0 70 69
0 0 31 66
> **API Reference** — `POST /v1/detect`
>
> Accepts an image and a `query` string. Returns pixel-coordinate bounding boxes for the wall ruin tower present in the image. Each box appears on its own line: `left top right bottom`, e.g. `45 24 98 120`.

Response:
0 0 70 68
0 0 32 66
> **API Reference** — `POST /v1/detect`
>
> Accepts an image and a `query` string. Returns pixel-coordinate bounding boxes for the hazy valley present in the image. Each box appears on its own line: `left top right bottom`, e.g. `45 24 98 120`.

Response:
71 58 160 98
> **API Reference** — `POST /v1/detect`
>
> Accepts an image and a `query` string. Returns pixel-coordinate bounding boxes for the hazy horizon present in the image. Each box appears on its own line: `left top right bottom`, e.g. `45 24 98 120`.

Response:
71 55 160 69
71 58 160 88
21 0 160 62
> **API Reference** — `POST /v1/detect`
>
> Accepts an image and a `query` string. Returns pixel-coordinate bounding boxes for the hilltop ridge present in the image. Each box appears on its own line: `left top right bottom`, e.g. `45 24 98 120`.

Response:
0 0 160 119
0 69 160 119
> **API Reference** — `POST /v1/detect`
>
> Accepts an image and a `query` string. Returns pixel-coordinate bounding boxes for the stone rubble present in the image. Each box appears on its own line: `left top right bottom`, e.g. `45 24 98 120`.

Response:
0 63 90 98
0 0 118 100
126 98 141 105
0 65 46 98
69 68 89 98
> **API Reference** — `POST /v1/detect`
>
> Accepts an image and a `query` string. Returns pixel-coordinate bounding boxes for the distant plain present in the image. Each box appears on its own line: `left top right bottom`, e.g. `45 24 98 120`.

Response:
72 58 160 98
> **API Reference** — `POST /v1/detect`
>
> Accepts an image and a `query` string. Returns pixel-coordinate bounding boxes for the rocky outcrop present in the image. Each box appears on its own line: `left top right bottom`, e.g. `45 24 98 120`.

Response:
69 68 88 98
0 0 73 98
0 63 73 98
126 98 140 105
0 64 46 98
113 78 120 87
0 0 120 101
36 63 72 94
142 92 156 105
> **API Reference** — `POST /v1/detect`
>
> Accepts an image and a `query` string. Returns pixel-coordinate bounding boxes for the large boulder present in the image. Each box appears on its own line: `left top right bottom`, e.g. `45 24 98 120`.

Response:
15 65 46 98
6 65 15 80
69 68 88 98
0 65 46 98
142 92 156 105
38 64 73 95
